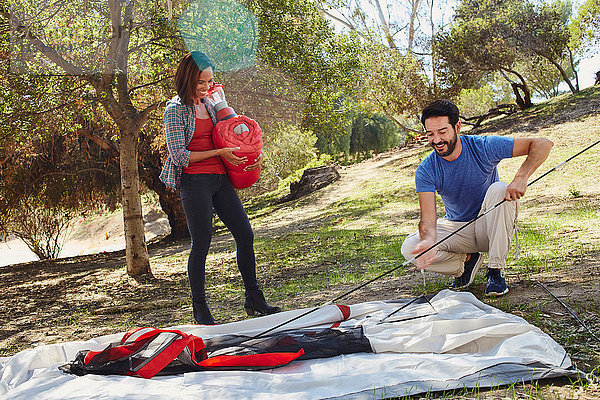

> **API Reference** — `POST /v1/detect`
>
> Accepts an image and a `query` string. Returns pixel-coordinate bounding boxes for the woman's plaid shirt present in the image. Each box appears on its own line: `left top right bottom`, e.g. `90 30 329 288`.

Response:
160 96 217 189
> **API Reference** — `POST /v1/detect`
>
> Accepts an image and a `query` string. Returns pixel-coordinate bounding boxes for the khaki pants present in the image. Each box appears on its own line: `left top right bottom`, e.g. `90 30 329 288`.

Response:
401 182 519 277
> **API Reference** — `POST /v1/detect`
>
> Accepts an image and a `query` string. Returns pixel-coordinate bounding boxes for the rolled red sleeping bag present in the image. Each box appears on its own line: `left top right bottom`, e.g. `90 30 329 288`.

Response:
212 115 262 189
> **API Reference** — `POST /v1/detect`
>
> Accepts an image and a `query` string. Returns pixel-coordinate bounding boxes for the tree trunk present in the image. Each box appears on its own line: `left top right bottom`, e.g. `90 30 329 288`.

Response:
277 166 340 203
373 0 397 50
119 128 151 277
501 68 533 109
567 46 579 92
548 57 577 94
139 164 189 239
157 189 189 239
407 0 422 54
429 0 437 95
138 132 189 239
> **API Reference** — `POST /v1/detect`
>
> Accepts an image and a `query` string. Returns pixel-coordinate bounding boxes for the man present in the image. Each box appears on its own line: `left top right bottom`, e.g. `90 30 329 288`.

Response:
401 100 553 296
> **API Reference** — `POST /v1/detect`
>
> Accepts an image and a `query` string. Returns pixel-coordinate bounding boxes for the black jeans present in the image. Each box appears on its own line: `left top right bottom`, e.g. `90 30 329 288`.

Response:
180 173 259 302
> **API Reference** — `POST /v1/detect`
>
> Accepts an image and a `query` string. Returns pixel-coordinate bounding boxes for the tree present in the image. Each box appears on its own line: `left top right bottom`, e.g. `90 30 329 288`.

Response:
246 0 364 155
570 0 600 54
0 75 123 259
521 56 577 99
350 112 399 158
5 0 184 277
320 0 442 124
321 0 429 56
514 0 578 93
436 0 579 110
436 0 533 108
359 44 431 131
261 122 319 188
456 86 496 119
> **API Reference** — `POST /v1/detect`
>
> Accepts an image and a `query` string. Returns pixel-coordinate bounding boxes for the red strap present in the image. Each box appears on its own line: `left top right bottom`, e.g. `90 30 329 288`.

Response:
331 304 351 328
130 331 206 379
120 327 156 344
134 334 189 379
197 349 304 368
85 328 207 379
337 304 351 320
84 331 159 365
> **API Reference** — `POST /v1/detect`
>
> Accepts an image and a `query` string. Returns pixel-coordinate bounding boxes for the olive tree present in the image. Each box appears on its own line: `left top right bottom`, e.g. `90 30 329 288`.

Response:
5 0 185 277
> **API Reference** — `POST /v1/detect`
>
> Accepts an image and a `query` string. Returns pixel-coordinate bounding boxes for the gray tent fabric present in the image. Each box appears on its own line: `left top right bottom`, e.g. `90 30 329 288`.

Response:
0 290 583 399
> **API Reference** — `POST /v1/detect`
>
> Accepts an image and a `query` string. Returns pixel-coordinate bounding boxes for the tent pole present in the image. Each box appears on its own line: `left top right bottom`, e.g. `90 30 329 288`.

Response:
247 139 600 341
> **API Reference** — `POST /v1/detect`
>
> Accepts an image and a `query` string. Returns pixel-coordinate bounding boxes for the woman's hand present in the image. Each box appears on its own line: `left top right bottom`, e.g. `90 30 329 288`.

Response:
244 152 264 171
219 147 247 166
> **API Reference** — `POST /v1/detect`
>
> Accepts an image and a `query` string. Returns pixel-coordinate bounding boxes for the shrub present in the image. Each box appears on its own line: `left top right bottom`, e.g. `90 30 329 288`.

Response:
457 86 496 118
261 122 320 189
1 200 74 260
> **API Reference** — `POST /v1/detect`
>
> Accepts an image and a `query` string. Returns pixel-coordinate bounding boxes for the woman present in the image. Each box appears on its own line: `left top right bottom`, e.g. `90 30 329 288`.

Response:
160 52 280 324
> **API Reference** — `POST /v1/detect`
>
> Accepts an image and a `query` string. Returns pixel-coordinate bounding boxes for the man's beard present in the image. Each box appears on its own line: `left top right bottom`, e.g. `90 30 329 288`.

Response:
431 130 458 157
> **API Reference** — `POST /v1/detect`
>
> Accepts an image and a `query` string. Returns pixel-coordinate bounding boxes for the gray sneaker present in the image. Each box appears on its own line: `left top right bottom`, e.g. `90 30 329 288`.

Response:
449 253 483 290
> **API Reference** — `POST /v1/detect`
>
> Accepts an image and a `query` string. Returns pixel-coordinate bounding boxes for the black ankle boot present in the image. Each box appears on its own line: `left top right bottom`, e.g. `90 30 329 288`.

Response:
192 299 215 325
244 289 281 316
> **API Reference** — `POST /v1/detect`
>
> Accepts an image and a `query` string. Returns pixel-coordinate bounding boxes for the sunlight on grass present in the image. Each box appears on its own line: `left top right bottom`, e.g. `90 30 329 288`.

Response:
251 228 408 301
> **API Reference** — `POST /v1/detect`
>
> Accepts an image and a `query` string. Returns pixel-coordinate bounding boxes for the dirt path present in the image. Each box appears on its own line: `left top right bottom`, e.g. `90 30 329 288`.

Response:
252 146 421 236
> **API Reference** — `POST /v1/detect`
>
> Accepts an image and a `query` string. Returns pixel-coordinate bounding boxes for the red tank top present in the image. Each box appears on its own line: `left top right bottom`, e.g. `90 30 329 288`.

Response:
183 118 226 174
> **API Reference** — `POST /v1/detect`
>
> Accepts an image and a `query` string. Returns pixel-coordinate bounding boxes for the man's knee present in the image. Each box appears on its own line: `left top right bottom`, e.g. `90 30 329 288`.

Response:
488 181 508 197
401 233 419 260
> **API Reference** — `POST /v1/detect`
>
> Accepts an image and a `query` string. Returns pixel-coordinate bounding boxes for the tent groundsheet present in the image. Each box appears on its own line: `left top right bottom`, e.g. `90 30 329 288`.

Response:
0 290 582 399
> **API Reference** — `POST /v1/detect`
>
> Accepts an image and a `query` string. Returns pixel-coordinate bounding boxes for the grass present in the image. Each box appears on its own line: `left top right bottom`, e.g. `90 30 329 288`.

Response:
2 89 600 398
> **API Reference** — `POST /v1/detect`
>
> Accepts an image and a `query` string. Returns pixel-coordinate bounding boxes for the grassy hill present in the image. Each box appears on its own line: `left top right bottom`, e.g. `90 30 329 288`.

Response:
2 86 600 398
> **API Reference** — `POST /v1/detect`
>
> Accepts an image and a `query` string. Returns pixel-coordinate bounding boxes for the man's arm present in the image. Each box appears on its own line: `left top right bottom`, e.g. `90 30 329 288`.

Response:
505 137 554 201
412 191 438 269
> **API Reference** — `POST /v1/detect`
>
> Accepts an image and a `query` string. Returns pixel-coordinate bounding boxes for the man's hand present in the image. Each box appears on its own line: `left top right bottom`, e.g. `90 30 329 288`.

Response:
411 238 438 270
507 137 554 201
505 176 528 201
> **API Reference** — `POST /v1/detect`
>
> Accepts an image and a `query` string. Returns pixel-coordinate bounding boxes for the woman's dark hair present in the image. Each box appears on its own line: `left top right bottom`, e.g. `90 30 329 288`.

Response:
174 52 214 106
420 99 460 128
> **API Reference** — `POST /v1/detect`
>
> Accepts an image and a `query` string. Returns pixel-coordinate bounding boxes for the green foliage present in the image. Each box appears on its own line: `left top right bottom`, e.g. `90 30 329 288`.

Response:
521 56 576 99
178 0 258 71
349 113 400 156
261 122 320 189
570 0 600 54
437 0 577 101
456 86 496 118
0 121 121 258
247 0 364 155
359 45 431 120
2 202 74 260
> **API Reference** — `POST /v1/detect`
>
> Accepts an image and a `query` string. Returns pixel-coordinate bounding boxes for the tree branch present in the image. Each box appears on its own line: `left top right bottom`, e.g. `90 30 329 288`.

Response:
374 98 422 134
128 75 174 94
139 100 167 125
8 13 84 76
373 0 397 50
77 128 120 158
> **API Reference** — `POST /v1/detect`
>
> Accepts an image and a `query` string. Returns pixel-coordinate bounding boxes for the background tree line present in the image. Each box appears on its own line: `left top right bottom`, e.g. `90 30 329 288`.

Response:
1 0 598 276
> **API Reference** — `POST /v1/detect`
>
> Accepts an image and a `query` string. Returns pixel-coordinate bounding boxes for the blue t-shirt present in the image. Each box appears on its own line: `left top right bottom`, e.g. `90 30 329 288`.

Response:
415 135 514 221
